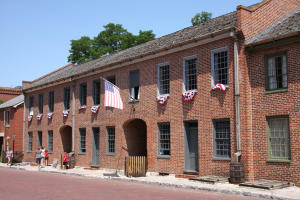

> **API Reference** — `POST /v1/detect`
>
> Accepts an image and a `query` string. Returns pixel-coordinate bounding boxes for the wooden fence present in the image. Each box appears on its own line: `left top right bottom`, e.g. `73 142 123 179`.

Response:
124 156 146 177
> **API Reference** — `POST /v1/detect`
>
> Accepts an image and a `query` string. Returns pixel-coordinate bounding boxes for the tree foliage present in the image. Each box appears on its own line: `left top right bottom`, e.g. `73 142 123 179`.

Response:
191 11 212 26
68 23 155 64
0 100 3 104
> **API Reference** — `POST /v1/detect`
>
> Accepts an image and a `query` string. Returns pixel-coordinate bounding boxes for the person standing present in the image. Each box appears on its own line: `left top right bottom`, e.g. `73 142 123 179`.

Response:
63 152 68 170
44 149 49 166
40 146 45 166
35 147 42 169
6 149 12 166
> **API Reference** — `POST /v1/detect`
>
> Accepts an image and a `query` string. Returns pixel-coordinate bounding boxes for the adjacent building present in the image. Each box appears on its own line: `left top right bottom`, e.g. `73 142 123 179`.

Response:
22 0 300 185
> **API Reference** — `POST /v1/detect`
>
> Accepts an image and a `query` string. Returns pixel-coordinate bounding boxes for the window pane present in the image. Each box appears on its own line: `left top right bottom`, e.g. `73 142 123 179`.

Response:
213 51 228 85
93 80 100 105
79 129 86 153
64 87 70 110
80 83 87 105
214 120 230 158
48 131 53 153
185 58 197 90
158 123 170 156
38 94 43 114
267 54 288 90
107 127 115 154
28 132 33 152
268 117 290 159
159 65 170 95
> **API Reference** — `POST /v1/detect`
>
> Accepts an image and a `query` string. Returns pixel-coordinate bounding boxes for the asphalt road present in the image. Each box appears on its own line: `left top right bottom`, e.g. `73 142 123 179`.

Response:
0 167 265 200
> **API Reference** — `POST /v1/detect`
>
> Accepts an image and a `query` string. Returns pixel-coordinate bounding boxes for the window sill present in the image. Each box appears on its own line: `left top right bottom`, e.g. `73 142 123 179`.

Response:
27 151 32 153
5 125 10 128
157 155 171 159
128 99 140 103
265 88 288 94
106 153 115 156
267 159 291 163
78 152 86 155
212 157 231 161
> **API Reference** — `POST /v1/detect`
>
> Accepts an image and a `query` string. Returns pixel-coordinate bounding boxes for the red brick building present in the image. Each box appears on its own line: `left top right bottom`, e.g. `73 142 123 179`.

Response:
0 87 22 156
22 0 300 185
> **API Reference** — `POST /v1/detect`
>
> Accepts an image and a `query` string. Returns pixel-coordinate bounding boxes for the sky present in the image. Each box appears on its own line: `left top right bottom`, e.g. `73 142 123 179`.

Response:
0 0 261 88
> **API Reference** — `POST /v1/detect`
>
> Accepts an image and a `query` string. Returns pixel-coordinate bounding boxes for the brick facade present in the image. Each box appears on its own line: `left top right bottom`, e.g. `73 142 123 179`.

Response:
22 0 300 185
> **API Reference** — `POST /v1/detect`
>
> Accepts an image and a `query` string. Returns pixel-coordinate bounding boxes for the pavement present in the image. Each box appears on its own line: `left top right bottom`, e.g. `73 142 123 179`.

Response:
1 162 299 200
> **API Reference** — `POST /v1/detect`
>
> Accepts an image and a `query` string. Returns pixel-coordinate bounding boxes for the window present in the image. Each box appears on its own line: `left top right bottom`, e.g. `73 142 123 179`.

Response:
93 79 100 105
37 131 42 147
28 132 33 152
267 116 290 161
157 63 170 95
79 128 86 154
29 95 34 115
158 123 171 157
106 126 115 155
48 131 53 153
48 91 54 113
38 94 43 114
107 75 116 85
266 53 287 90
79 83 87 106
213 119 231 159
64 87 70 110
183 56 197 91
212 48 229 85
129 70 140 101
5 111 10 127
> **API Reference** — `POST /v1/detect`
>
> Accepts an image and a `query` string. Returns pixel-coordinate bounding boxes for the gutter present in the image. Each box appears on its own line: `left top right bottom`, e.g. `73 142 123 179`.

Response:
234 34 241 163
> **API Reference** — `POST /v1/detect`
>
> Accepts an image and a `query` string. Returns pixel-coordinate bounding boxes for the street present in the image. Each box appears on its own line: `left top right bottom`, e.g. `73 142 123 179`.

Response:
0 167 264 200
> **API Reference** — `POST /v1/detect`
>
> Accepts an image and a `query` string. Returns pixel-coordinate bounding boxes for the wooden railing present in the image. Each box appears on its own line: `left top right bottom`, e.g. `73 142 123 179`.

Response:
125 156 146 177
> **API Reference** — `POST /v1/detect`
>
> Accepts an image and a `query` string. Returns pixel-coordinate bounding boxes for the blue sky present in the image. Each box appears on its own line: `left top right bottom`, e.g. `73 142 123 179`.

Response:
0 0 261 88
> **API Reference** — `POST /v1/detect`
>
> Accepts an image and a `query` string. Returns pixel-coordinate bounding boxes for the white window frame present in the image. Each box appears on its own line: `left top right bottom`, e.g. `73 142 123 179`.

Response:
182 55 198 92
157 62 170 97
211 47 229 87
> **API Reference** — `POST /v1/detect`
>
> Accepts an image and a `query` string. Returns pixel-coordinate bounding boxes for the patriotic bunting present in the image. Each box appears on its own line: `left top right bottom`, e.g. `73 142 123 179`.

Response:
37 114 43 121
91 105 100 114
28 115 33 122
79 104 87 109
212 83 228 91
157 95 169 105
63 110 69 118
47 113 54 119
182 90 197 101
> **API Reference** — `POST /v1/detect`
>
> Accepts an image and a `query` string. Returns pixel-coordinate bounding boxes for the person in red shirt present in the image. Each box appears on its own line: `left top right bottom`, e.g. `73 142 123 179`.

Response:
44 150 49 166
63 152 68 169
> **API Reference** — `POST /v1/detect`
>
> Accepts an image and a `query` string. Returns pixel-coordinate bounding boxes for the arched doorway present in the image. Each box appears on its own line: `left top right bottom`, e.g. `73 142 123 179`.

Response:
124 119 147 156
59 125 72 153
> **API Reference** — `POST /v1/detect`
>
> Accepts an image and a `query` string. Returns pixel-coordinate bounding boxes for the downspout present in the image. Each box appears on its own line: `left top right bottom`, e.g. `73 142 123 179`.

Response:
72 80 76 152
22 92 26 153
234 35 242 163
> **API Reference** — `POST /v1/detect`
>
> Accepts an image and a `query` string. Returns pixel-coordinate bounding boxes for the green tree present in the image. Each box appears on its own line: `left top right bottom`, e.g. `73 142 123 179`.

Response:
0 100 3 104
191 11 212 26
68 23 155 65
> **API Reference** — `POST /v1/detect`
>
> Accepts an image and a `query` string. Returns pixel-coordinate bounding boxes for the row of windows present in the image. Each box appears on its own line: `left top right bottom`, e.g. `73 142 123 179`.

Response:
27 116 290 161
28 131 53 153
27 48 230 114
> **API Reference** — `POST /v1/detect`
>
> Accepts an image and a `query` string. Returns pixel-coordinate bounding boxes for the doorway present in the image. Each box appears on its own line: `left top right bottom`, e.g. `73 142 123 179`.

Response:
91 127 100 167
184 121 199 173
124 119 147 156
59 125 72 153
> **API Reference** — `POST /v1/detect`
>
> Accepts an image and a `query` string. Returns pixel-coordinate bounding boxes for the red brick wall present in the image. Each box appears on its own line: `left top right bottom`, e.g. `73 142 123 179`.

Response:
246 41 300 185
0 105 24 153
24 37 237 177
237 0 300 41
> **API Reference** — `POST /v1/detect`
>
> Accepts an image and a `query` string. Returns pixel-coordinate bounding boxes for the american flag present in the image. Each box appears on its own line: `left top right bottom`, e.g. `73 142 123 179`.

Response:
104 80 123 109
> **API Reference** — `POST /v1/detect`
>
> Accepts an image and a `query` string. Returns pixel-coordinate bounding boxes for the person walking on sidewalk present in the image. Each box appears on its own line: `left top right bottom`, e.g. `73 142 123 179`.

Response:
63 152 68 170
40 146 45 166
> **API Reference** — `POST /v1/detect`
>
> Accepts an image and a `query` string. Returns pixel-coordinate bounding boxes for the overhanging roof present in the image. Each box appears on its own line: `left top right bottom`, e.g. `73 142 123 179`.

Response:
0 95 24 109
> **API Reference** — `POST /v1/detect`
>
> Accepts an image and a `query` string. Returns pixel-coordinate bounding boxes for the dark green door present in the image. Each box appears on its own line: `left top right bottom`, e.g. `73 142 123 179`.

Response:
184 122 198 173
92 127 100 167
